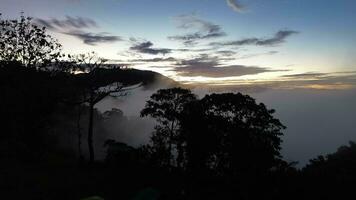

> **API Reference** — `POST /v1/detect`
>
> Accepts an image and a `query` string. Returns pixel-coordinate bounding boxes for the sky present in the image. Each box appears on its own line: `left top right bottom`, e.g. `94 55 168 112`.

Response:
1 0 356 89
1 0 356 164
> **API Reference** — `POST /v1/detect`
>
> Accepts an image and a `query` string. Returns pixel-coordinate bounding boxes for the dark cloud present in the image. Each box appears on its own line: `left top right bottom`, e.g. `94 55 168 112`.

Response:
168 15 226 46
171 54 282 78
64 31 122 45
211 30 299 47
35 16 97 31
226 0 245 13
130 41 172 55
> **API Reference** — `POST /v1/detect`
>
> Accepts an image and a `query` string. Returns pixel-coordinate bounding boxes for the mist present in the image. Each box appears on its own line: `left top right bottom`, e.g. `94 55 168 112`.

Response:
254 89 356 166
96 85 356 167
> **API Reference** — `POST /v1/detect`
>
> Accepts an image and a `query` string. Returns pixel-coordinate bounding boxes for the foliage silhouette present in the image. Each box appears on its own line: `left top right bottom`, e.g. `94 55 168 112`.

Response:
104 139 137 166
301 141 356 199
181 93 286 177
141 87 196 169
141 88 286 184
0 61 65 162
0 13 62 68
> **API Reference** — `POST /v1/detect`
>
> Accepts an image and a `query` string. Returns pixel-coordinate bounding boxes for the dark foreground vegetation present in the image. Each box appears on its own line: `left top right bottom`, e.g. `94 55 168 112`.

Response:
1 14 355 200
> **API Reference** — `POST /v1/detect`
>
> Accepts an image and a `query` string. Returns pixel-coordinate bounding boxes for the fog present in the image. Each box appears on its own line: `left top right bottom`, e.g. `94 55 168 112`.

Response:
96 85 356 167
254 89 356 166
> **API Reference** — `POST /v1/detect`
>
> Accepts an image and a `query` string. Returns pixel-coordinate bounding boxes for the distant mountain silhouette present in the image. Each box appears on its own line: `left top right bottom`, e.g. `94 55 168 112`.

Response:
87 67 178 90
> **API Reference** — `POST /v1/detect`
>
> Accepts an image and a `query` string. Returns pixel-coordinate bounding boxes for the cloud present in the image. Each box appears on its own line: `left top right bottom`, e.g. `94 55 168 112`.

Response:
280 73 356 90
279 71 356 89
132 57 177 62
35 16 97 31
174 64 275 78
174 14 222 33
237 51 278 59
281 72 328 79
185 71 356 92
168 14 226 46
226 0 245 13
211 30 299 47
256 30 299 46
64 31 122 45
172 54 282 78
215 50 237 57
36 16 123 45
130 41 172 55
168 32 226 46
173 48 215 53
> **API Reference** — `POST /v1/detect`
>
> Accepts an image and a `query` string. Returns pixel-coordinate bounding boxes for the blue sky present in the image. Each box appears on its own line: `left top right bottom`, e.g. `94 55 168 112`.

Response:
1 0 356 89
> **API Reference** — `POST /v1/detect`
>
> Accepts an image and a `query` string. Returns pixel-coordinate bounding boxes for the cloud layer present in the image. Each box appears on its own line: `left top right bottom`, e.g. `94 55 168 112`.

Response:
172 54 282 78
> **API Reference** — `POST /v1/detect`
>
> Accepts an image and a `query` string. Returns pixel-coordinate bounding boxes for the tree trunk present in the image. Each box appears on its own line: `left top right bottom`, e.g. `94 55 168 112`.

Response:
88 100 95 164
77 105 83 162
168 120 176 167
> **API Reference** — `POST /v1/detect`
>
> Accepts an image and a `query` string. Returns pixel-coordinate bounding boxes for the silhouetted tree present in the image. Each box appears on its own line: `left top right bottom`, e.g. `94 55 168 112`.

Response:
304 141 356 176
0 61 63 161
141 87 196 169
302 141 356 199
181 93 286 177
104 139 137 166
66 52 139 163
0 13 62 67
76 105 84 161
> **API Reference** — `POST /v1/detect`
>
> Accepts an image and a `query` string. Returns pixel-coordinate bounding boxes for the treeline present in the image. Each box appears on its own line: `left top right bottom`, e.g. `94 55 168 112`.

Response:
1 13 355 200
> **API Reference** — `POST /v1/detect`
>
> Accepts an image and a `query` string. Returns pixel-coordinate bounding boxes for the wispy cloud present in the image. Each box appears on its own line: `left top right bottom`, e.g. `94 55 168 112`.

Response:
36 16 122 46
168 14 226 46
237 51 278 59
211 30 299 47
215 50 237 57
64 31 122 45
281 72 328 79
278 71 356 90
130 41 172 55
226 0 245 13
132 57 177 62
35 16 97 31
